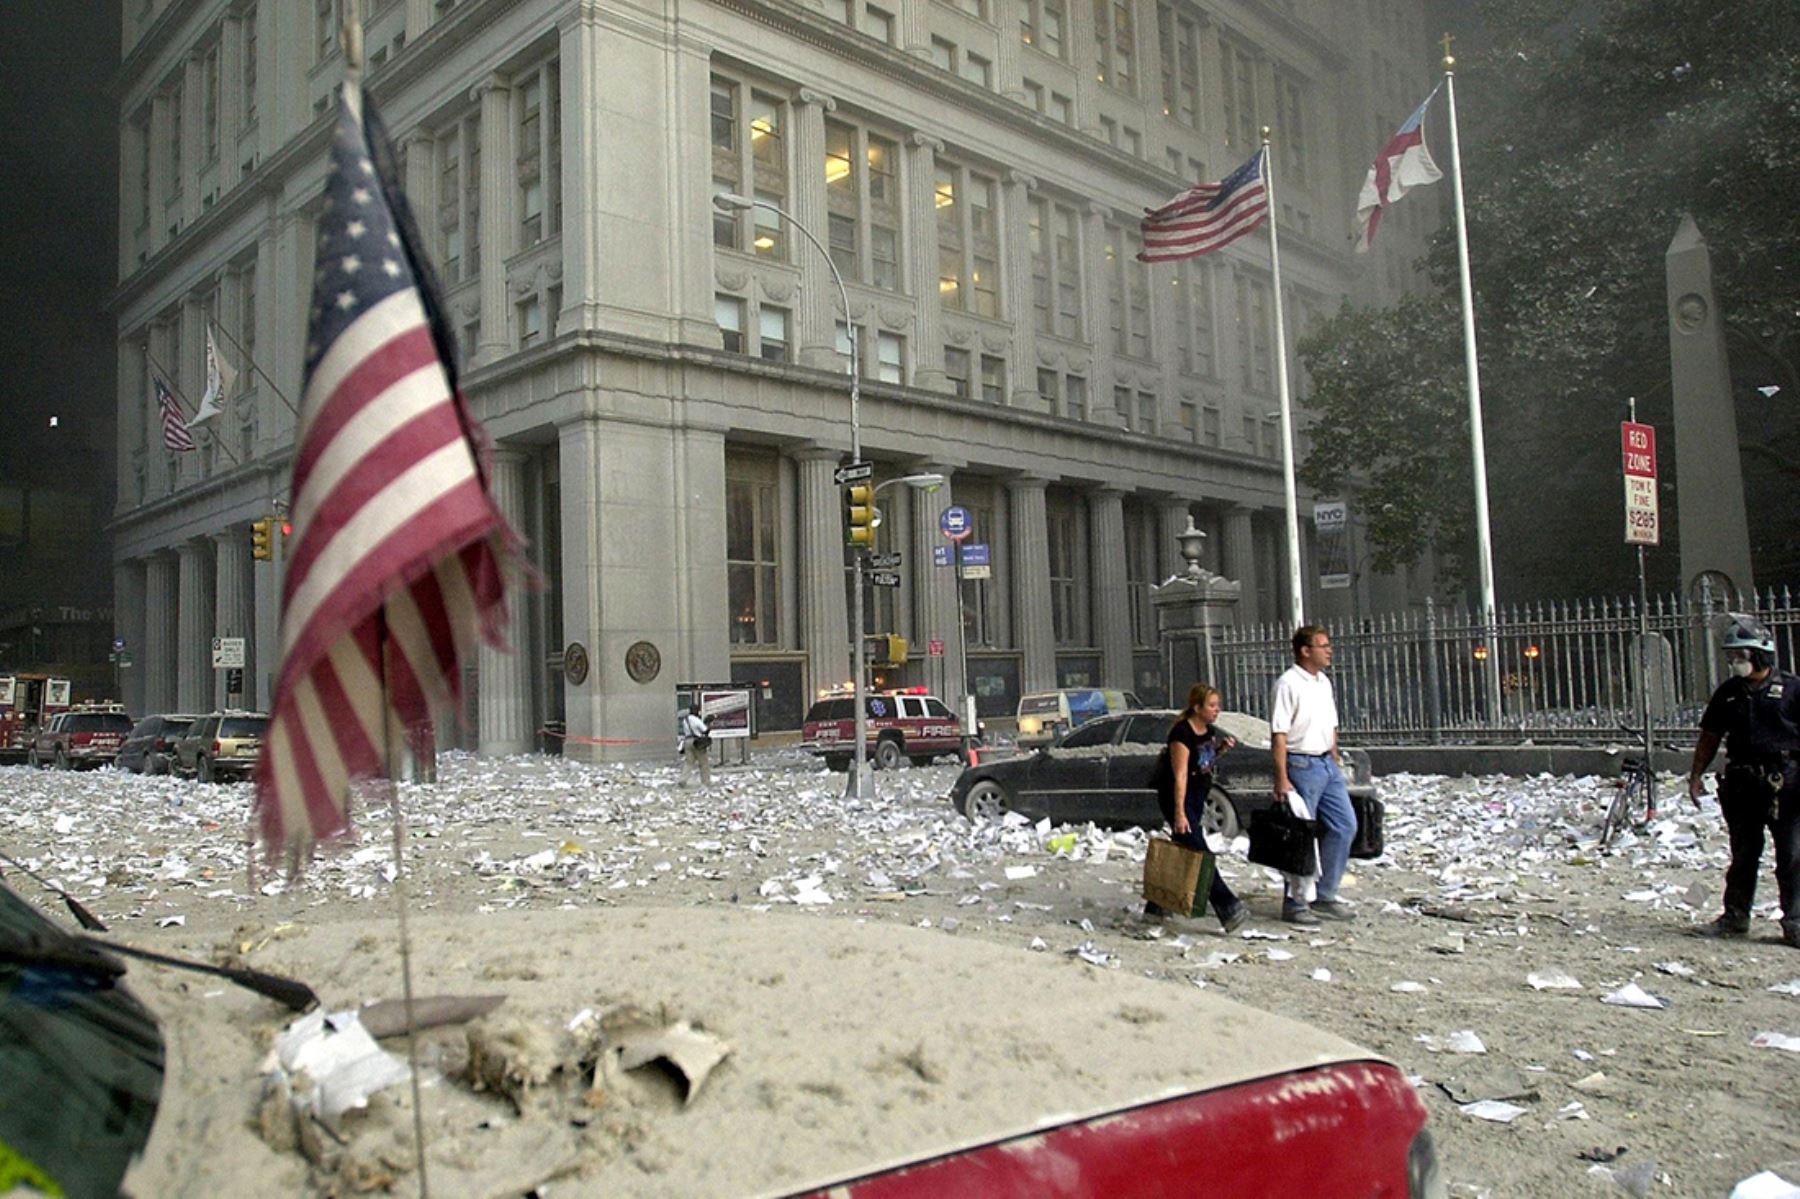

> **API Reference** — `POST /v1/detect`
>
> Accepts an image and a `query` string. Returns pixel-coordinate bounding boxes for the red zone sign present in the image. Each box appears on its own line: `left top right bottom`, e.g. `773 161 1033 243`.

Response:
1621 421 1659 547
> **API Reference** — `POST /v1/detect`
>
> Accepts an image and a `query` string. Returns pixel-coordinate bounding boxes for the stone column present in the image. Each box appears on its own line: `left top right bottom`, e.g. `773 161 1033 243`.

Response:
995 11 1026 103
1008 476 1056 692
905 133 947 391
144 553 179 714
479 448 535 755
1222 506 1260 626
909 467 966 713
475 76 514 366
796 449 851 695
212 527 254 707
1083 201 1112 401
793 89 840 368
1090 488 1132 687
177 539 215 712
405 0 433 40
1002 170 1039 407
1158 497 1194 581
557 4 601 334
115 561 147 715
181 51 203 228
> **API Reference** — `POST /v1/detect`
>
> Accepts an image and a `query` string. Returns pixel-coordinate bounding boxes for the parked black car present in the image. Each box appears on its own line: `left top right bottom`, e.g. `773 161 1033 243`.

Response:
947 710 1376 841
115 714 199 775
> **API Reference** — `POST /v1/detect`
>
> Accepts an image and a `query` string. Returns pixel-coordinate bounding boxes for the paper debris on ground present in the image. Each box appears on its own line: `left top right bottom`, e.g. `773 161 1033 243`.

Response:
1417 1030 1486 1055
1730 1170 1800 1199
1600 982 1669 1009
1654 961 1695 977
1768 979 1800 997
266 1009 411 1122
1004 865 1038 881
1750 1031 1800 1052
614 1020 732 1105
1390 981 1429 994
1526 971 1582 991
1459 1099 1528 1123
1310 967 1332 982
1439 1065 1537 1104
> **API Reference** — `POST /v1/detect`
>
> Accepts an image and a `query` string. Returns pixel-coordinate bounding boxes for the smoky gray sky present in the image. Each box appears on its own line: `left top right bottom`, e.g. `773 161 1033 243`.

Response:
0 2 119 479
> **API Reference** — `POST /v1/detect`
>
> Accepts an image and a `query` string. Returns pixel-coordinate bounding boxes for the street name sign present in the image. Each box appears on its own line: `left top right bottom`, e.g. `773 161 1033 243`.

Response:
1621 421 1659 547
870 571 903 588
833 461 873 485
868 551 903 569
959 543 991 580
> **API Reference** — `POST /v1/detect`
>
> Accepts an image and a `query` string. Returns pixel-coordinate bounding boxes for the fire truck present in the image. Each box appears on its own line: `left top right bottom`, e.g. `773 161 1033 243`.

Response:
0 673 73 764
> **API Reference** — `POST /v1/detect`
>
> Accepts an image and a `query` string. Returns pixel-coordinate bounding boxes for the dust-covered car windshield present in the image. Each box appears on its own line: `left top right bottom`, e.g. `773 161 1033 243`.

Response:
220 718 267 738
67 714 132 733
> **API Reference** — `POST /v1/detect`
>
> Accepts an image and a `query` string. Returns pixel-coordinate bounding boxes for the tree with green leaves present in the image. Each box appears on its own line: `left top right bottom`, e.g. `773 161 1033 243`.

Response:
1300 0 1799 600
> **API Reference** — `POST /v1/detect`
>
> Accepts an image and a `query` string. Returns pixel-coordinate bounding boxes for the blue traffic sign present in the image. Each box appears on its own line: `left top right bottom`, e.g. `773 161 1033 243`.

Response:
933 545 952 567
959 543 990 567
939 505 973 542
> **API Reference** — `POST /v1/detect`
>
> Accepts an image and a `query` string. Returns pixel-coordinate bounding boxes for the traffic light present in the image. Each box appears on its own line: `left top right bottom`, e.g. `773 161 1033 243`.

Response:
845 483 878 548
864 634 908 666
251 518 273 562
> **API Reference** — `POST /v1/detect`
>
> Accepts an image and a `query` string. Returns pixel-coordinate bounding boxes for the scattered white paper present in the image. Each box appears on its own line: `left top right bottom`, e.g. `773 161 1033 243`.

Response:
1310 967 1332 982
1417 1030 1486 1055
1004 865 1038 881
1601 982 1669 1009
1751 1031 1800 1052
1459 1099 1527 1122
1266 948 1295 962
1390 981 1429 994
1730 1170 1800 1199
1557 1100 1589 1121
1527 971 1582 991
1768 979 1800 997
1654 961 1696 977
156 915 186 928
268 1010 411 1121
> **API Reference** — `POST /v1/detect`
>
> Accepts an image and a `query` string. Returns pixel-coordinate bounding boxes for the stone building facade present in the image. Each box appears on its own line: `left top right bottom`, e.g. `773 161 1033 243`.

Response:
112 0 1439 758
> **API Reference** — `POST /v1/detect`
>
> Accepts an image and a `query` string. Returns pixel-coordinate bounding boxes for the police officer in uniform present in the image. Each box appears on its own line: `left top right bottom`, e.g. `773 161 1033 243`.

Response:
1687 614 1800 947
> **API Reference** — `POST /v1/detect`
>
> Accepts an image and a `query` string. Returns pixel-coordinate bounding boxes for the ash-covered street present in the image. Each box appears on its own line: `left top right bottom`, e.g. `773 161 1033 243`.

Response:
5 753 1799 1196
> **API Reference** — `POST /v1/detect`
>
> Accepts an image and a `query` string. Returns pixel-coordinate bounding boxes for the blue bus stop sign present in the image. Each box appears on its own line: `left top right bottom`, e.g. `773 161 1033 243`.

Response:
939 505 973 542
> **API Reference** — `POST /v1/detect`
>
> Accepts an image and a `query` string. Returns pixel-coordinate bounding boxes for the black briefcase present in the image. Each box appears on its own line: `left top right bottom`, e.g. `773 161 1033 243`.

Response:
1350 792 1386 859
1247 806 1319 875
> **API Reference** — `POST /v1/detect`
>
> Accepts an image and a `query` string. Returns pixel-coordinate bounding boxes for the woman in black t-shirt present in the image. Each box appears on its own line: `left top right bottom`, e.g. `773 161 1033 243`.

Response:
1154 684 1248 931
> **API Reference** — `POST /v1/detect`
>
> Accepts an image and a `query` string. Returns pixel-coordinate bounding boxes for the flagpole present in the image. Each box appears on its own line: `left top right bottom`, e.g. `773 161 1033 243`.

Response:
1441 35 1502 718
145 349 243 467
1259 131 1306 630
209 318 302 418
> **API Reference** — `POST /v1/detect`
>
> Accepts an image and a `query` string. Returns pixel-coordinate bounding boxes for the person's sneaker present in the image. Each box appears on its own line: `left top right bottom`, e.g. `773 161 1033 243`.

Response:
1220 904 1250 934
1282 903 1321 927
1311 899 1356 922
1693 913 1750 938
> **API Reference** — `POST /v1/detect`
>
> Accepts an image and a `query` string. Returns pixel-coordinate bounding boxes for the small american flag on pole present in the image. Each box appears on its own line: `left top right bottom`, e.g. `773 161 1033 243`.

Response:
155 374 196 451
255 79 516 863
1137 150 1268 263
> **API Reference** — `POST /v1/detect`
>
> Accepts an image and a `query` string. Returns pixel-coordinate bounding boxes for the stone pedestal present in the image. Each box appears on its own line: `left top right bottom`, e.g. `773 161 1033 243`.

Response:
1151 556 1242 706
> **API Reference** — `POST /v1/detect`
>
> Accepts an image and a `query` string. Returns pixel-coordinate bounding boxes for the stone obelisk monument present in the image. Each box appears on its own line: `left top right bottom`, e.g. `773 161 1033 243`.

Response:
1666 214 1755 601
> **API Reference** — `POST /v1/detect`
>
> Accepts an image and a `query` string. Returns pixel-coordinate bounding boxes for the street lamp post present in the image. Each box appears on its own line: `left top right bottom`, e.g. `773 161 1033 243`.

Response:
714 191 873 799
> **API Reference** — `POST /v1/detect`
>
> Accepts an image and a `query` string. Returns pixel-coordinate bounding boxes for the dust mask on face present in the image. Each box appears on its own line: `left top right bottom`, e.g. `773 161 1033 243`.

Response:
1729 659 1754 678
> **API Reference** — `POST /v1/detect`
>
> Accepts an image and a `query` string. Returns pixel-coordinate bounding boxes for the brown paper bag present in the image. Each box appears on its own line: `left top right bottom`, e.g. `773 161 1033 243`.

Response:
1143 838 1216 917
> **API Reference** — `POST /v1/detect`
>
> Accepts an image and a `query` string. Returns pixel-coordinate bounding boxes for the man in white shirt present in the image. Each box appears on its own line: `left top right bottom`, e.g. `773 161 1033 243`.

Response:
1270 624 1359 925
679 707 713 788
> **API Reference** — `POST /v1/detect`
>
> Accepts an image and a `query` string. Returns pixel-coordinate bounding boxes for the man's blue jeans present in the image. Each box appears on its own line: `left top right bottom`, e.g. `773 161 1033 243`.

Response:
1287 753 1358 902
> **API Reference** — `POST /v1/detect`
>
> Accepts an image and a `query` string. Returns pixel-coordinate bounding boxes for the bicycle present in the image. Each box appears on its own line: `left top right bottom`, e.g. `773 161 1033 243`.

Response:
1600 755 1658 848
1599 723 1691 849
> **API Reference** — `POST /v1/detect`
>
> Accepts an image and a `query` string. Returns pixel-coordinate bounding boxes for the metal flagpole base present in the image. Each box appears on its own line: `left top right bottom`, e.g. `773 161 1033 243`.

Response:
842 761 872 801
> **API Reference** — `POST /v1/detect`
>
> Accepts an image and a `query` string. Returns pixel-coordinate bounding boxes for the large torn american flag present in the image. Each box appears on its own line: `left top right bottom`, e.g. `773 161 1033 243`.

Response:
255 79 515 863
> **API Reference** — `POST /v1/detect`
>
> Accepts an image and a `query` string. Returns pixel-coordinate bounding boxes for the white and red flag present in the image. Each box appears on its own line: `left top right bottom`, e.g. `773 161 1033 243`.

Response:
255 79 517 863
155 374 196 451
1138 149 1268 263
1354 86 1444 252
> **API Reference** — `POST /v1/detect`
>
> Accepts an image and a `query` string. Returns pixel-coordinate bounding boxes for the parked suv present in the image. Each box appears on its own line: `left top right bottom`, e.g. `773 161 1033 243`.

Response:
27 707 134 771
174 711 268 783
802 690 967 771
1014 688 1142 748
115 714 200 775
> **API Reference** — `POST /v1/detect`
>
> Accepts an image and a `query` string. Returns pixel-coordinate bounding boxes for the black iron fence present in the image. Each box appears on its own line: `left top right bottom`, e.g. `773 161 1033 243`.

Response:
1211 586 1799 745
